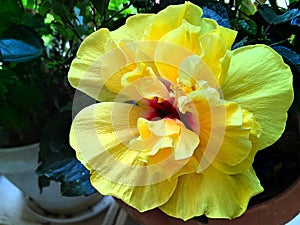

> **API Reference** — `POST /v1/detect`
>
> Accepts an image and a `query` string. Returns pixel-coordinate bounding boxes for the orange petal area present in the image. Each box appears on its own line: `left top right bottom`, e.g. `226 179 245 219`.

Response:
154 42 196 83
195 99 261 174
172 80 261 174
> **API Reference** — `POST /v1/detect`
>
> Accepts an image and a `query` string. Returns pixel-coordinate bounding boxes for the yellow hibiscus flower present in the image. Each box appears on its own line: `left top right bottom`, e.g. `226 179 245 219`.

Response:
68 2 294 221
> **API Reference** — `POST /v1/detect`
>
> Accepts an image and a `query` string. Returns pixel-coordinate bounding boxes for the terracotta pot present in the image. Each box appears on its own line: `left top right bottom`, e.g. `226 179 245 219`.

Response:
204 177 300 225
118 177 300 225
0 143 111 223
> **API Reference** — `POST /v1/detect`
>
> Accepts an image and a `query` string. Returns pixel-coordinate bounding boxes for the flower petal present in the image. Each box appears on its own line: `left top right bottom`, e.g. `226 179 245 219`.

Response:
70 102 182 186
221 45 294 149
68 29 118 101
90 171 178 213
159 19 201 54
143 2 203 40
211 102 261 174
70 102 144 170
159 166 263 220
111 14 155 41
130 118 200 161
200 33 227 79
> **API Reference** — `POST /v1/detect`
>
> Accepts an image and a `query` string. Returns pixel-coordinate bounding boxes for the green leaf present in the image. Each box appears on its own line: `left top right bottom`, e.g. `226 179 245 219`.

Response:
0 39 43 62
0 68 16 95
0 0 23 33
234 18 257 36
235 0 256 16
232 36 248 49
21 13 44 28
37 111 96 196
39 0 52 16
91 0 108 15
258 5 300 24
0 68 16 85
0 81 8 94
52 1 73 25
193 215 208 224
2 25 44 49
271 45 300 74
202 2 231 28
7 83 44 113
0 104 30 133
22 0 35 9
291 17 300 27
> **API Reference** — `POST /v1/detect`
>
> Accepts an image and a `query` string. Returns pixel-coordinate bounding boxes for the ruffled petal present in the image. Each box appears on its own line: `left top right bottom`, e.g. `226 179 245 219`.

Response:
70 102 180 186
130 118 200 161
111 14 155 41
143 2 203 40
159 19 201 55
159 166 263 220
200 33 227 79
177 82 261 174
154 41 195 83
210 102 261 174
198 18 237 49
221 45 294 149
70 102 144 170
177 55 220 90
68 29 117 101
90 171 178 213
70 102 179 211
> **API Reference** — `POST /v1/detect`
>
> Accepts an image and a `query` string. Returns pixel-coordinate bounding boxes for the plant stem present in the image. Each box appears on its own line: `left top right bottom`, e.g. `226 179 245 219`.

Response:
99 2 132 29
269 39 288 46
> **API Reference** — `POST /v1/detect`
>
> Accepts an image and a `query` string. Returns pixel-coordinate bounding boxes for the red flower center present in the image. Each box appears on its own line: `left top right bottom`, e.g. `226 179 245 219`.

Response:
146 97 179 121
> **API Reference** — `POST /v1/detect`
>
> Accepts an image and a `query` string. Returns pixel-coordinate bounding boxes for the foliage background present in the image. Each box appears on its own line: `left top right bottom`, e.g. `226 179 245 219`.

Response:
0 0 299 206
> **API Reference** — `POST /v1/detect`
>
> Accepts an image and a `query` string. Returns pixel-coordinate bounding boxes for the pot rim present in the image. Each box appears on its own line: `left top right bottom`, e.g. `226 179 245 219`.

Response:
207 176 300 225
0 143 39 153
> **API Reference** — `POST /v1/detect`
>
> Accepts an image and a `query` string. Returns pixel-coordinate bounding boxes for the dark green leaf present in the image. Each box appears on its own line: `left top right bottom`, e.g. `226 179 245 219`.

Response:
7 84 44 113
202 6 231 28
39 0 52 16
0 81 8 94
0 68 15 96
38 175 51 192
91 0 109 16
272 46 300 74
0 104 30 133
2 25 44 49
0 68 16 86
52 1 73 25
0 0 23 33
21 13 44 28
291 16 300 27
258 5 300 24
0 39 43 62
235 19 257 36
232 36 248 50
193 215 208 223
37 111 96 196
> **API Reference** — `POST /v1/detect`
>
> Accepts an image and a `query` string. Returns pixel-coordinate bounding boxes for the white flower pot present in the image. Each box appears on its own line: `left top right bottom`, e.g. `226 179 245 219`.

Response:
0 143 39 174
0 143 111 223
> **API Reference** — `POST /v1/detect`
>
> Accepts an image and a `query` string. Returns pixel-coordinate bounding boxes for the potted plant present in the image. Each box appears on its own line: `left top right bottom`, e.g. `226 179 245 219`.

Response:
0 0 151 222
66 0 299 224
0 0 123 222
